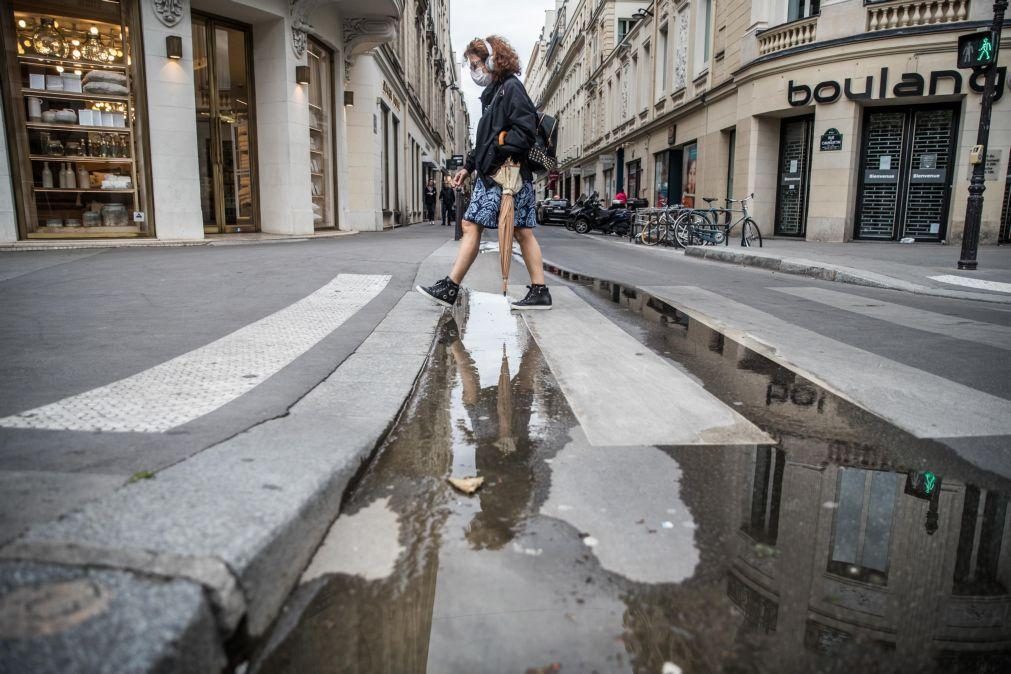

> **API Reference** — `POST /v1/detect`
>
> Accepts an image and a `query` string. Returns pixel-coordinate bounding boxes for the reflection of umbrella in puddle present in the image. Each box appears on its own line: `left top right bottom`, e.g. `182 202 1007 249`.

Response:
496 342 516 455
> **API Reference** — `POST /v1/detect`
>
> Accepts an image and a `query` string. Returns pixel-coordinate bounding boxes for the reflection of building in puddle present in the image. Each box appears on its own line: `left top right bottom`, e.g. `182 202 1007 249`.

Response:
723 444 1011 671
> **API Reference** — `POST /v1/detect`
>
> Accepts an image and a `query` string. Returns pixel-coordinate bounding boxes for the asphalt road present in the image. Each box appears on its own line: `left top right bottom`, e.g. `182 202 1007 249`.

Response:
0 227 449 544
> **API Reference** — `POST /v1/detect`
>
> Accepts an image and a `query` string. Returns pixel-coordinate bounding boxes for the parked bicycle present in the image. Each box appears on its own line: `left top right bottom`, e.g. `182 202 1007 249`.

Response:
673 194 763 248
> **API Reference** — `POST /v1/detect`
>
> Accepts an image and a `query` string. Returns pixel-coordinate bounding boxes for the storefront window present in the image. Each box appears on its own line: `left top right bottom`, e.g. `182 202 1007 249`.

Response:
603 167 614 201
681 142 698 207
654 151 669 207
626 159 642 201
3 0 150 239
308 38 335 230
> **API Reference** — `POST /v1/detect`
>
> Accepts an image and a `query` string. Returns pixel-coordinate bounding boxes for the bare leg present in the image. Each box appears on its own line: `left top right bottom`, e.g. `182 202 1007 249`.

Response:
449 220 483 284
513 228 545 285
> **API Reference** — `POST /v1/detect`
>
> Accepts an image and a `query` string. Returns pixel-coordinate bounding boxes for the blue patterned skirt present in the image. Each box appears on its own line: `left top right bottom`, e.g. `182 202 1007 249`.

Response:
463 179 538 229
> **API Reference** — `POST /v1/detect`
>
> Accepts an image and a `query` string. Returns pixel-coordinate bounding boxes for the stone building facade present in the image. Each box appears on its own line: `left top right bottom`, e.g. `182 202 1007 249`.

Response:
0 0 470 242
527 0 1010 243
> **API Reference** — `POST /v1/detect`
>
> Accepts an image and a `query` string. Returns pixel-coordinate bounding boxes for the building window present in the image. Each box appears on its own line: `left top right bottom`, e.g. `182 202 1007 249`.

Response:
603 168 614 202
953 486 1009 596
381 103 390 211
617 18 636 43
742 447 785 546
657 25 669 93
828 468 899 586
392 115 400 213
626 159 642 200
788 0 821 21
695 0 713 75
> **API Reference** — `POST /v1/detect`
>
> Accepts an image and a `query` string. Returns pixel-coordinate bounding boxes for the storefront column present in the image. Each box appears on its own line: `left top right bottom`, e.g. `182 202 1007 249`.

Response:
0 93 15 242
139 1 204 240
253 18 313 236
344 55 384 232
739 116 779 235
807 102 860 242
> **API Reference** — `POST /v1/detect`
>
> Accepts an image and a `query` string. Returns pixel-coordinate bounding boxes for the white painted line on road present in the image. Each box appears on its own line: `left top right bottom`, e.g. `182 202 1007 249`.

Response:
522 287 772 446
929 274 1011 294
0 274 390 433
772 286 1011 351
643 286 1011 439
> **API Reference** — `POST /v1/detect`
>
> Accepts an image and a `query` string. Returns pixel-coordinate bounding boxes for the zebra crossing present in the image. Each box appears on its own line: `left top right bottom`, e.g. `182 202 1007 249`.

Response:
0 274 391 433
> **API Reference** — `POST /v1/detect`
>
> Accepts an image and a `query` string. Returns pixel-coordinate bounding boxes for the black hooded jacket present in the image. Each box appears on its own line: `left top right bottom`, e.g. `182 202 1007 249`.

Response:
464 74 538 186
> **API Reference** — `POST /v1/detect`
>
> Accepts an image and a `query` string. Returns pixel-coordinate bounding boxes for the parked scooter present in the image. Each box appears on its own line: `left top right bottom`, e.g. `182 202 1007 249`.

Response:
564 194 589 231
571 192 632 236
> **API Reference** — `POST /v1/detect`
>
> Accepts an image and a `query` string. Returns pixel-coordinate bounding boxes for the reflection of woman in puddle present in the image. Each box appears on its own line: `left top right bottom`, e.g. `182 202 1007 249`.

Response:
446 320 540 550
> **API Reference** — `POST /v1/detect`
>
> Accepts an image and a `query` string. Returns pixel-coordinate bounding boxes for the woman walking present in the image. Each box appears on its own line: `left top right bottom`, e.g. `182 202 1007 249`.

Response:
416 36 551 311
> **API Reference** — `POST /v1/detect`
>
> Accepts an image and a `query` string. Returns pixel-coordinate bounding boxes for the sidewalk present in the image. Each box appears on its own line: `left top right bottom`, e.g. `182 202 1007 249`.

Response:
683 239 1011 303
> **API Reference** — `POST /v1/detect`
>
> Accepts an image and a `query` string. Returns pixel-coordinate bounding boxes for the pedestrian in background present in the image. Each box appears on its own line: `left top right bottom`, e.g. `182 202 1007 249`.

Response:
440 177 457 226
424 179 437 221
416 35 551 311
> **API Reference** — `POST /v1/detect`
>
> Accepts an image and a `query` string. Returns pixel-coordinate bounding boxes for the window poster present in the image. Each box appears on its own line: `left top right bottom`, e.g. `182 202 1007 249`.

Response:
681 143 698 207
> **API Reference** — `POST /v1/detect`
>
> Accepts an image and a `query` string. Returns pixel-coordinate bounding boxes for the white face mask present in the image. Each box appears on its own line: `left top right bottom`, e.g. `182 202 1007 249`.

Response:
470 68 492 88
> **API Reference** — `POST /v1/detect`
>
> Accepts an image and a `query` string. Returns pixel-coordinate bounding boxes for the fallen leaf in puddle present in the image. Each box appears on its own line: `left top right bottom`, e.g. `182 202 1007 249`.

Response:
448 476 484 494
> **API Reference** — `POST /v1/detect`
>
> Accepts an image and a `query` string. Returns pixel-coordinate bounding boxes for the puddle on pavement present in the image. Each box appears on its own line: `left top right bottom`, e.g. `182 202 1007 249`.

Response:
249 276 1011 674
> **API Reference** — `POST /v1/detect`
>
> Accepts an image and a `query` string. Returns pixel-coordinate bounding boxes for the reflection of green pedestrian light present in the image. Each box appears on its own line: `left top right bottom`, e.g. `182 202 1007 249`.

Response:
978 37 994 63
924 471 937 494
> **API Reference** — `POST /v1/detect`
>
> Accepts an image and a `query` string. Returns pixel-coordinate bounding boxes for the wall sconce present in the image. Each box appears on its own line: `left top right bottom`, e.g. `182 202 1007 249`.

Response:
343 90 354 107
165 35 183 60
295 65 310 85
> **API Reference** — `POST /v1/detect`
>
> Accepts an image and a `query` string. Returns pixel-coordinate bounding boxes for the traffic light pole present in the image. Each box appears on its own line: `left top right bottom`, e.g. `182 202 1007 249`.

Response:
958 0 1007 270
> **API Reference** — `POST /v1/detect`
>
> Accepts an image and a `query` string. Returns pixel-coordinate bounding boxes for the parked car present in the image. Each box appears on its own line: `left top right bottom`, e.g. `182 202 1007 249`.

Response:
536 198 572 226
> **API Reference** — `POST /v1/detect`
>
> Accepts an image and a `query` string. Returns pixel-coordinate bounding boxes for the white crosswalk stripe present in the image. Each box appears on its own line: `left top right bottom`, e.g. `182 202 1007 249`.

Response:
930 274 1011 294
0 274 390 433
642 286 1011 439
522 287 772 446
772 286 1011 350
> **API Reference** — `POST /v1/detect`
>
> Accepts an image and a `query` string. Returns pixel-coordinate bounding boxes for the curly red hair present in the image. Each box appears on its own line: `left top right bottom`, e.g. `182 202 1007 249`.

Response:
464 35 522 83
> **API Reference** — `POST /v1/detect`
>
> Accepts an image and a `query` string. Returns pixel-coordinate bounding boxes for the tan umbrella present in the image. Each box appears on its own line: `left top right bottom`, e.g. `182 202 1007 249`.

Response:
491 158 523 296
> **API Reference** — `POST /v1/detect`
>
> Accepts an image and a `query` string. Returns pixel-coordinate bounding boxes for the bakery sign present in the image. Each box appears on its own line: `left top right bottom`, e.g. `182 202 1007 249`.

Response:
789 66 1007 106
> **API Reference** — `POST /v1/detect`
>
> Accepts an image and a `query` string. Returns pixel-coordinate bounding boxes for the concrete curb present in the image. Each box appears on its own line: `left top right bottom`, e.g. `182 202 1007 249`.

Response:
0 243 456 672
682 245 1011 304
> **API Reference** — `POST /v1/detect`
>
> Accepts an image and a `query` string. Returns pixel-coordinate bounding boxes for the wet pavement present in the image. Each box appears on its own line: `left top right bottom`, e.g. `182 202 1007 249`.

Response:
249 272 1011 673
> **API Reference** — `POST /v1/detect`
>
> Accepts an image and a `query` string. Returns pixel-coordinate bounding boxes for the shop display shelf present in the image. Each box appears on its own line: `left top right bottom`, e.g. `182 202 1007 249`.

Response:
27 121 131 134
18 54 127 72
22 88 131 103
29 155 132 164
33 187 135 194
311 172 324 177
308 102 322 111
310 148 324 154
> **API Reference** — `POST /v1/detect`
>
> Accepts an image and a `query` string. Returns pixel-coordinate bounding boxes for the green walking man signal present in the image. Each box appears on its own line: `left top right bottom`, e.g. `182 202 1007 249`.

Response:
958 30 998 70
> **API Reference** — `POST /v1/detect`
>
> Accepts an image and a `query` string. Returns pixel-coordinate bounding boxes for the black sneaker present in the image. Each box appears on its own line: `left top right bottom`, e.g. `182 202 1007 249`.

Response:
416 276 461 308
511 284 552 311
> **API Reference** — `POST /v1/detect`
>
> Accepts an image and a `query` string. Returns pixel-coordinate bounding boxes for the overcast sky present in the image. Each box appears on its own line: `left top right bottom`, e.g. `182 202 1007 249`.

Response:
450 0 553 141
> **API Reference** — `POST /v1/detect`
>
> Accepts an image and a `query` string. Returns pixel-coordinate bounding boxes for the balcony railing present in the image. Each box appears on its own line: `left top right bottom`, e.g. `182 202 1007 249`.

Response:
757 16 818 56
866 0 970 31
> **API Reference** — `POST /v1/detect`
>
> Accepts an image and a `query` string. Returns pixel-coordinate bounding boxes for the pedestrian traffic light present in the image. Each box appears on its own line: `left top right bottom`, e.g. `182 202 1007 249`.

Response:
958 31 997 70
905 470 941 500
